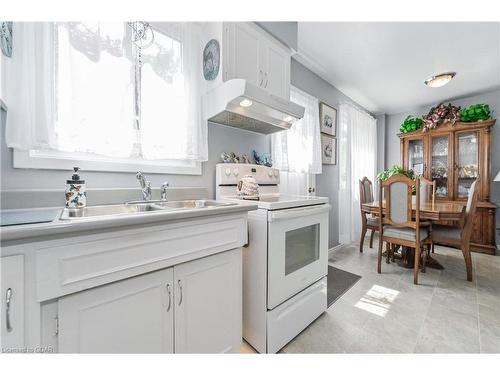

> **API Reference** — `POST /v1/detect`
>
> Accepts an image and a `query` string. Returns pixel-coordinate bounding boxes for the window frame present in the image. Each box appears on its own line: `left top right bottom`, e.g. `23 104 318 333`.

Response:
13 149 202 175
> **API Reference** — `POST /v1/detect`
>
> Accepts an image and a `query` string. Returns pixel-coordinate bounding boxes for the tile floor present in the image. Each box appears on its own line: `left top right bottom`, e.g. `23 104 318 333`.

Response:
243 236 500 353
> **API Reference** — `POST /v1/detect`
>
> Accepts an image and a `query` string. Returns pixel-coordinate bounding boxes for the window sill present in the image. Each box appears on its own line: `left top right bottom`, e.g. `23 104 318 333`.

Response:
13 149 202 175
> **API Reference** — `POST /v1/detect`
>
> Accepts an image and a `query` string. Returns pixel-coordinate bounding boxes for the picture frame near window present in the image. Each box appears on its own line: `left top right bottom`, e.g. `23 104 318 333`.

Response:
321 134 336 165
319 102 337 136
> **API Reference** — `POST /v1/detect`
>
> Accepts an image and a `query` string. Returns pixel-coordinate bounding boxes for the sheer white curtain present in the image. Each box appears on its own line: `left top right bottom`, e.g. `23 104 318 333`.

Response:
271 86 321 195
55 22 136 158
272 85 322 174
140 22 207 161
5 22 207 162
338 103 377 244
4 23 57 150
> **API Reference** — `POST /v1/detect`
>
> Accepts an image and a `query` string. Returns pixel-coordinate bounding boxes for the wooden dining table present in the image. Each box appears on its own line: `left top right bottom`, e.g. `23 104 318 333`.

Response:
361 200 466 269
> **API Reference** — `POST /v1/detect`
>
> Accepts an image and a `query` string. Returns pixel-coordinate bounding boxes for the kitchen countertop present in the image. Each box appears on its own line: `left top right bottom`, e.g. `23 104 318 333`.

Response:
0 202 257 243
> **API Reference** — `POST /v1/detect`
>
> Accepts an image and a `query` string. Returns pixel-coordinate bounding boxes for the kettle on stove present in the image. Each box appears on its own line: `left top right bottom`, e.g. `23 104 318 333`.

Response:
237 175 259 199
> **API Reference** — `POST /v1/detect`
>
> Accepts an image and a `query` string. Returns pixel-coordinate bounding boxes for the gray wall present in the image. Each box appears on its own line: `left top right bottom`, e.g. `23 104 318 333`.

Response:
255 22 298 51
376 114 387 173
384 88 500 244
0 114 270 200
291 58 375 248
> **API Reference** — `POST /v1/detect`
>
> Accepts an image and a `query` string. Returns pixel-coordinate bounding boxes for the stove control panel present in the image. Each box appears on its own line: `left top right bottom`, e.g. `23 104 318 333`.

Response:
216 163 280 185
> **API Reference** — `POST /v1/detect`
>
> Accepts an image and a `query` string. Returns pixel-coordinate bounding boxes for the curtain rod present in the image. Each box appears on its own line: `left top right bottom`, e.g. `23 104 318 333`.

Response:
339 101 376 120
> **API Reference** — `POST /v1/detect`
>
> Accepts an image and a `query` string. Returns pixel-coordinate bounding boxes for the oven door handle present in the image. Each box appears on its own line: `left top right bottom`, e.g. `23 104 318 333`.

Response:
268 204 331 222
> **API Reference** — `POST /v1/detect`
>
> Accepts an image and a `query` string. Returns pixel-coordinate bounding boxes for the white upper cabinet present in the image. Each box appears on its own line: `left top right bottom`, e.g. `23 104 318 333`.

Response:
223 22 291 99
262 38 291 99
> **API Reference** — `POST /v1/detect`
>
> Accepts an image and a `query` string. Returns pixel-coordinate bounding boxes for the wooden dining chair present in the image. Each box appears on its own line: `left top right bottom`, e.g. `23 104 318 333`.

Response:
431 178 480 282
419 176 436 207
378 174 432 284
419 176 436 252
359 177 379 252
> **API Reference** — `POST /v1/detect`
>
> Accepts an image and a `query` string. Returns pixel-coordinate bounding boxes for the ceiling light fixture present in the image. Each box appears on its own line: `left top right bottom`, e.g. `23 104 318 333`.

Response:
239 99 253 107
424 72 456 88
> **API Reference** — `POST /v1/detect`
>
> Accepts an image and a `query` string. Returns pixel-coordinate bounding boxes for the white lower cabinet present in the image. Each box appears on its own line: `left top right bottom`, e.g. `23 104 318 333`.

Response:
58 268 174 353
1 255 25 351
174 248 241 353
56 248 241 353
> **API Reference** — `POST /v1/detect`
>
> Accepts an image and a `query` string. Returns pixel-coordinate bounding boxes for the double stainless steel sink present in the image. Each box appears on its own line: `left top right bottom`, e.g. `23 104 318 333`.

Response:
60 200 236 220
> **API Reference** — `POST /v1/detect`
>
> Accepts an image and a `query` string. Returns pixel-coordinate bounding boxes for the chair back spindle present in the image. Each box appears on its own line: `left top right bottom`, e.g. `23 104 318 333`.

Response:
462 178 480 246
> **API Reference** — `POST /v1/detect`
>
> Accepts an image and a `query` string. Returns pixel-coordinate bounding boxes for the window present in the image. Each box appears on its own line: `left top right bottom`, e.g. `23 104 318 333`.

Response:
6 22 207 174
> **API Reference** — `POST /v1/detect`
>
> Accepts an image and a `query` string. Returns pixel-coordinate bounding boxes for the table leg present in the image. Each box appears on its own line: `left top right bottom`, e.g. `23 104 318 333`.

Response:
393 246 444 270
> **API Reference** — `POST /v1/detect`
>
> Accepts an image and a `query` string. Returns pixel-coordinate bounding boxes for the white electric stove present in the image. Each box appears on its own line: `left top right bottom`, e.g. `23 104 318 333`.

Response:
216 163 330 353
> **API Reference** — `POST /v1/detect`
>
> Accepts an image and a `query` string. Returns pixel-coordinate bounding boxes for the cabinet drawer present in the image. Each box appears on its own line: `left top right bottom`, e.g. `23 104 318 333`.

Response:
36 215 246 301
267 277 326 353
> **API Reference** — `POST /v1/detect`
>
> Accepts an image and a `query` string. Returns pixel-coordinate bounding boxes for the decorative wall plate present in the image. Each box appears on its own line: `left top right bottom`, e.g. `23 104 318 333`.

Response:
0 22 13 57
203 39 220 81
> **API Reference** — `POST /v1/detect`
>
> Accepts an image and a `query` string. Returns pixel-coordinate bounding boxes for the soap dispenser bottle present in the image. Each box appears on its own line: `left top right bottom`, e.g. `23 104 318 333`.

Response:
65 167 87 208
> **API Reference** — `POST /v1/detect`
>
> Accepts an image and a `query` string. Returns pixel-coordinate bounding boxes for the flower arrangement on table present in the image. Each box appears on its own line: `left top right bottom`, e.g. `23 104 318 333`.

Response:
377 165 416 181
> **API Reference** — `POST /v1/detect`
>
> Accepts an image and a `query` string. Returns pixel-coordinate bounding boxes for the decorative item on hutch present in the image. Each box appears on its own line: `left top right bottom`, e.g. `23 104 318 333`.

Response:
460 103 491 122
400 115 423 133
421 103 460 132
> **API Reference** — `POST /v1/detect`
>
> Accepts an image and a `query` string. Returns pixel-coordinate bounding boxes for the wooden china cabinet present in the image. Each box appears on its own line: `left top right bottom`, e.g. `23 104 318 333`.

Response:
399 119 496 254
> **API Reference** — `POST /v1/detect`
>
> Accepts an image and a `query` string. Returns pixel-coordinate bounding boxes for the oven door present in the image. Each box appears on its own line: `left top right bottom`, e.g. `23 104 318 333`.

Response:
267 204 330 309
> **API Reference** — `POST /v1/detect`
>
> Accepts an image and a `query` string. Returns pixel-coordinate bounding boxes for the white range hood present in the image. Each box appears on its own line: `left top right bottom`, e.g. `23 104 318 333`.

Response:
204 79 305 135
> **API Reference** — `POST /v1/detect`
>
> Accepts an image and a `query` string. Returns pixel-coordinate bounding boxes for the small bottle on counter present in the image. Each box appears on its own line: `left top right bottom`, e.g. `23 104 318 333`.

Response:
65 167 87 208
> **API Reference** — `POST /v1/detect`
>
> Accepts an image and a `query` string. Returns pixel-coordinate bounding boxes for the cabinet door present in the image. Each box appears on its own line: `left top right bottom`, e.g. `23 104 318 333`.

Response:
455 130 480 200
430 134 452 199
225 23 263 87
58 268 174 353
1 255 25 350
262 39 291 99
405 136 427 176
174 249 242 353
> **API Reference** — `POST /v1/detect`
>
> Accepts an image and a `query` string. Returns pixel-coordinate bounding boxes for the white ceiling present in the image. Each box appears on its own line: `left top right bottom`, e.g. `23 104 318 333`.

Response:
296 22 500 115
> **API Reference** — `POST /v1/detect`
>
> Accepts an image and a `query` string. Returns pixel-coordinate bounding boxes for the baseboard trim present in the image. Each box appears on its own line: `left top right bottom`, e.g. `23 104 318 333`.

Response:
328 243 345 256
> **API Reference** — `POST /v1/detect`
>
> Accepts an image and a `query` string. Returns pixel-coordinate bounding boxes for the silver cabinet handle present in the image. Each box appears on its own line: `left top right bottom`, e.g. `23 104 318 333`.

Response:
166 283 171 312
5 288 12 332
259 70 264 86
178 280 183 306
264 72 268 88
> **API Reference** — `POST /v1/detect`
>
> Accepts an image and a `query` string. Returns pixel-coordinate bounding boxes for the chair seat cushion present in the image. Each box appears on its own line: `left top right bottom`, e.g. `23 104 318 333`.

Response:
383 225 429 242
367 217 380 227
432 224 461 242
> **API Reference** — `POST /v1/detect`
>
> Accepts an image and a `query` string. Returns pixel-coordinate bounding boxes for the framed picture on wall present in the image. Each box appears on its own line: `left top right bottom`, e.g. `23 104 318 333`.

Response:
319 102 337 136
321 134 336 165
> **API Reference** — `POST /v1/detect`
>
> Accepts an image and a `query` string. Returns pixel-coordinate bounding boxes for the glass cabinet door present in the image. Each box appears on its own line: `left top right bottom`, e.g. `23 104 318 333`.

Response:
456 131 479 199
407 138 425 176
431 135 450 198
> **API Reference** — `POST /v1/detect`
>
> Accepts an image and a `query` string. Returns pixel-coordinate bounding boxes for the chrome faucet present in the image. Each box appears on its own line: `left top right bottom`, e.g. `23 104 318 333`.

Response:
136 172 152 201
161 182 169 201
